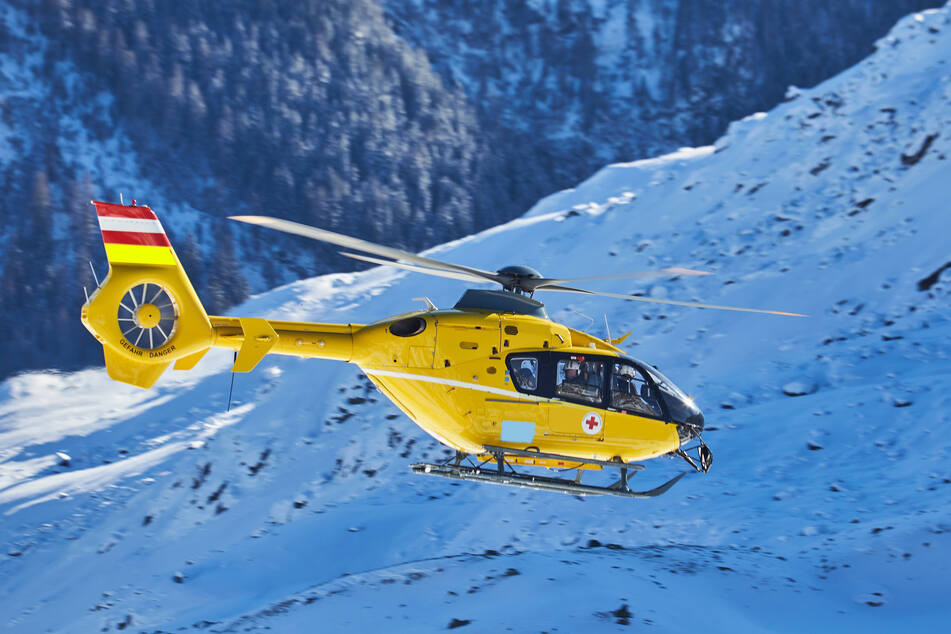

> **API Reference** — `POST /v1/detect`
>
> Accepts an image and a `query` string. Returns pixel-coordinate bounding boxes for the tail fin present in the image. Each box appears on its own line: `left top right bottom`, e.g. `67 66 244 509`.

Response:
81 201 213 388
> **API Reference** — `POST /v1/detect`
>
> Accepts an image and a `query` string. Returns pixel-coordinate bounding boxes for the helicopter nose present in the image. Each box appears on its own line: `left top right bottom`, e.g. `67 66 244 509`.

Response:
692 410 705 430
683 409 704 431
677 409 704 443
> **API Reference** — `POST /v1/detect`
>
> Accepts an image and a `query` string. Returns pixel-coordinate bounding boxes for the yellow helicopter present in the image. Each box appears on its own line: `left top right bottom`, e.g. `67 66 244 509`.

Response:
81 200 804 499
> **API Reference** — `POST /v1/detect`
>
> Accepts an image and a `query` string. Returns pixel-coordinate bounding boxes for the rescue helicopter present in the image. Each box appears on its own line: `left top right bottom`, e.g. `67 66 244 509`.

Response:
81 200 804 499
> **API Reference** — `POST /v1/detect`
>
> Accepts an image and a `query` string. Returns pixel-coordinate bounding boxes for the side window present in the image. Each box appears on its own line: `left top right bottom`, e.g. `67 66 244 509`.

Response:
510 356 538 391
555 356 604 404
610 363 663 418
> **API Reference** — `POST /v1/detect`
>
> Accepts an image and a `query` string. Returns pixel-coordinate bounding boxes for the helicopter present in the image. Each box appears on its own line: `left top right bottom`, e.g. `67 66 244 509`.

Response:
81 200 804 499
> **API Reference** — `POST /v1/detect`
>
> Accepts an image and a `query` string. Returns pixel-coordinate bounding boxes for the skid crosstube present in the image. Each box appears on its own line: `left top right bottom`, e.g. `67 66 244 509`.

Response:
410 462 686 499
480 445 648 470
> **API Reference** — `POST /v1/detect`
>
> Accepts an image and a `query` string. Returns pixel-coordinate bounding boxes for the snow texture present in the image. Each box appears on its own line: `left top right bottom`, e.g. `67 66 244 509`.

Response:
2 5 951 632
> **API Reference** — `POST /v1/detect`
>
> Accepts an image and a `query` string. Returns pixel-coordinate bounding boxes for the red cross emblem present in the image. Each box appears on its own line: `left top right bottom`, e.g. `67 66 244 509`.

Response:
581 411 602 435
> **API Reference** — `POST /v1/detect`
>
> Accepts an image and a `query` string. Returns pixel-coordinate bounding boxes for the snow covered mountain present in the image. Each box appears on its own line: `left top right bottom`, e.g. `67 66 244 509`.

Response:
2 5 951 632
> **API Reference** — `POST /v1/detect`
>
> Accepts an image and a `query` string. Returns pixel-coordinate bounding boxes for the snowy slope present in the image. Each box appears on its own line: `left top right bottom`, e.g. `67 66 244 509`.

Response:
2 6 951 632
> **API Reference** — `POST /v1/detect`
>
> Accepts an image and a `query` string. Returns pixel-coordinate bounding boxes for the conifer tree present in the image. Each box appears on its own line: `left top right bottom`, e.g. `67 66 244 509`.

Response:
205 226 249 314
30 170 54 266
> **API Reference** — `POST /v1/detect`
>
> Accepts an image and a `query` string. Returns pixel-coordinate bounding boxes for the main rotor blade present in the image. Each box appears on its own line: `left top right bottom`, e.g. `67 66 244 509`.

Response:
538 285 807 317
230 216 504 284
339 252 492 283
530 267 711 290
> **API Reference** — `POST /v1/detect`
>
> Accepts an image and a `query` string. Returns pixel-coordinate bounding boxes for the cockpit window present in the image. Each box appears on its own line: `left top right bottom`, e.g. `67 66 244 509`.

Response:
610 362 663 418
555 356 604 404
510 356 538 391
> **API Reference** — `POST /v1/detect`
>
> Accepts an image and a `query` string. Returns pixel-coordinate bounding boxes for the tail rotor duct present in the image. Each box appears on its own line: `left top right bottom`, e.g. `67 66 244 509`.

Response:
117 282 179 349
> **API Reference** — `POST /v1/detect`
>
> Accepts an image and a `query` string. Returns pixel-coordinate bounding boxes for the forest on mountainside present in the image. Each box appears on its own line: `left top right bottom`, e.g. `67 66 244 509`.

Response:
0 0 939 380
30 0 546 245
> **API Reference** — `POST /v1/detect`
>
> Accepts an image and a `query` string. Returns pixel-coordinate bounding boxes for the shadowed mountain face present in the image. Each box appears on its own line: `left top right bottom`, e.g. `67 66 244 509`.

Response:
0 0 940 380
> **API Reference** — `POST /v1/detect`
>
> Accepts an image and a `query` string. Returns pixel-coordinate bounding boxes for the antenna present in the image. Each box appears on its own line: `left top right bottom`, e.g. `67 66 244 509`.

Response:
227 352 237 412
119 193 124 205
83 286 89 302
604 314 612 342
568 310 594 329
412 297 437 311
88 261 100 288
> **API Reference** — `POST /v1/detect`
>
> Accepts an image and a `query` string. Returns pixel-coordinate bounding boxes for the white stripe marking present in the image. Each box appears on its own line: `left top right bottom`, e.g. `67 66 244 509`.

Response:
364 368 545 401
98 217 166 234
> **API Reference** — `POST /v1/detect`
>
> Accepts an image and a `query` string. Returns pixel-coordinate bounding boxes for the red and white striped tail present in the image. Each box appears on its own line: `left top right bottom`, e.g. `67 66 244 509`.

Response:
93 201 176 266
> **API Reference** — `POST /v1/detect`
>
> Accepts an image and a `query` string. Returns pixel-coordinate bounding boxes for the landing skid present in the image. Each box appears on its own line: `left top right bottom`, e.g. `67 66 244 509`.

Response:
411 446 686 499
674 436 713 474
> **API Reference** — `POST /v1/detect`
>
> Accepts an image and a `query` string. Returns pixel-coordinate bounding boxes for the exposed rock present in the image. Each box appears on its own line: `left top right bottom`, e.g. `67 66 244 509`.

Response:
901 133 939 165
783 381 817 396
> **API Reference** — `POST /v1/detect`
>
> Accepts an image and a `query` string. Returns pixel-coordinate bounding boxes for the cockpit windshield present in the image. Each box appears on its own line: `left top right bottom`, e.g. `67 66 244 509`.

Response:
640 363 690 402
632 358 703 428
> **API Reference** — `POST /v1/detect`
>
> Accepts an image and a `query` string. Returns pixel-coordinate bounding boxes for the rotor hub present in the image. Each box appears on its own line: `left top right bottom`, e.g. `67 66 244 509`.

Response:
496 265 543 293
135 304 162 329
496 265 542 279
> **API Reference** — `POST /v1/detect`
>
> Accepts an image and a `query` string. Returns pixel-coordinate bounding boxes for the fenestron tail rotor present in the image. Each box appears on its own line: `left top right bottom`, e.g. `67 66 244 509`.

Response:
230 215 805 317
117 283 179 349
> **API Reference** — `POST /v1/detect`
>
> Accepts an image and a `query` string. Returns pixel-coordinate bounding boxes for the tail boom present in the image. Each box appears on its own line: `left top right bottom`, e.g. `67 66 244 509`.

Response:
209 317 359 364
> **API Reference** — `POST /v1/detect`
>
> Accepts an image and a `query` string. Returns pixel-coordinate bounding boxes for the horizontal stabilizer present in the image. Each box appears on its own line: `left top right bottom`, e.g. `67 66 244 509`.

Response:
609 331 633 345
232 318 278 372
